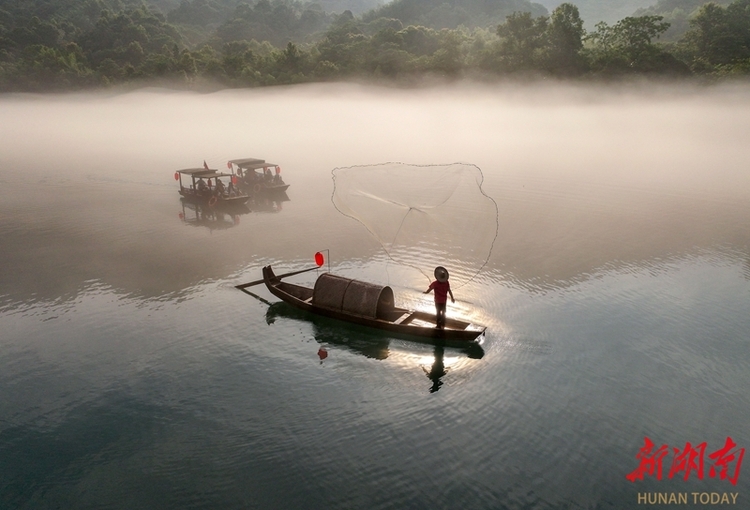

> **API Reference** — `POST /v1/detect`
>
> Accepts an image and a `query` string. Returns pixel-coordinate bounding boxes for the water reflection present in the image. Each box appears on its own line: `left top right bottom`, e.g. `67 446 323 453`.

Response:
2 85 750 510
178 199 249 232
423 344 447 393
250 191 289 213
177 193 289 232
265 302 391 359
264 301 484 361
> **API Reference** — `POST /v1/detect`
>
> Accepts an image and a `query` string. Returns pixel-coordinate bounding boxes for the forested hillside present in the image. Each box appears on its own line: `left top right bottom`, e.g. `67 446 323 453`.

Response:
361 0 548 29
634 0 735 39
1 0 749 91
534 0 656 26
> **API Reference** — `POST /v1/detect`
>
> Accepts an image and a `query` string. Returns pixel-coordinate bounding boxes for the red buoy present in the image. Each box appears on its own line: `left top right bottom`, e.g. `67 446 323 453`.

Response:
318 348 328 361
314 252 324 267
275 166 281 174
174 172 179 180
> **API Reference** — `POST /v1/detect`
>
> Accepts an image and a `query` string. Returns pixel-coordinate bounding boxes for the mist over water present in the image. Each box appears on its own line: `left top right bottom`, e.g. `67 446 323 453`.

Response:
2 82 749 300
1 82 750 509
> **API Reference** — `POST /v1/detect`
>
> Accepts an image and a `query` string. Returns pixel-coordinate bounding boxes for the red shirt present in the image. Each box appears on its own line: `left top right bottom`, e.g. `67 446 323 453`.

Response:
428 280 451 304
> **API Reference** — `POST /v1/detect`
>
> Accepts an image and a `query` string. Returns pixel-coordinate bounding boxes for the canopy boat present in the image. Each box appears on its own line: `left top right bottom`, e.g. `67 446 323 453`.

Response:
227 158 290 195
175 168 249 207
239 265 485 347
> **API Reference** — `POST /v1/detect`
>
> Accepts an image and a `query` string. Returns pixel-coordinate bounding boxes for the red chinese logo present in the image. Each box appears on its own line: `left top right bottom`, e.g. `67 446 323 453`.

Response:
627 437 744 485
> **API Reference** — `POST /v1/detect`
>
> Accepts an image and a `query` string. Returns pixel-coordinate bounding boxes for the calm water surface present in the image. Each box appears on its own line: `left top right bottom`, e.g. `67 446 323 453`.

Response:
1 83 749 509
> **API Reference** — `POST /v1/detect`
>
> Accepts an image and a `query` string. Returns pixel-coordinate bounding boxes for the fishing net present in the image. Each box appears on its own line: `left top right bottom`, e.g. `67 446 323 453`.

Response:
331 162 498 289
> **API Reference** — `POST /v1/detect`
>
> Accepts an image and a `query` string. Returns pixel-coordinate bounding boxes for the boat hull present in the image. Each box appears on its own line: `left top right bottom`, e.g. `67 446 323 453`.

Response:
239 182 290 196
178 189 249 206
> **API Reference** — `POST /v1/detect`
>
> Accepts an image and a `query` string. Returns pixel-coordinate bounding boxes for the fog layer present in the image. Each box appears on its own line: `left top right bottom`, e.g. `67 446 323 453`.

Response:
1 82 749 304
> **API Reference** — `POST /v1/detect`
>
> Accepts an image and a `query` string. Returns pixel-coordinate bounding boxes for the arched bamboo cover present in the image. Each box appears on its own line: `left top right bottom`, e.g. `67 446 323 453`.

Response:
313 274 395 319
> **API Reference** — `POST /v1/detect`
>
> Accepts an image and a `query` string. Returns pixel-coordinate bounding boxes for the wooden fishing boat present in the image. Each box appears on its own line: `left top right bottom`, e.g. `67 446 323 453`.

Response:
248 265 485 347
227 158 290 195
175 168 249 207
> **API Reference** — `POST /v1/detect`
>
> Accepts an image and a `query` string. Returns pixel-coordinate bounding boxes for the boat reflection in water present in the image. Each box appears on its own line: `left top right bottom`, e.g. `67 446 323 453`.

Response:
178 191 289 231
265 302 391 359
178 199 249 232
251 191 289 214
264 301 484 364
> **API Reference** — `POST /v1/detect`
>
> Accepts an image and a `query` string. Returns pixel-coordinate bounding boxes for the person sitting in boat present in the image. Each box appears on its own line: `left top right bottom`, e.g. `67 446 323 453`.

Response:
215 178 226 196
227 179 235 196
264 168 273 181
197 178 208 194
424 266 454 329
245 170 258 187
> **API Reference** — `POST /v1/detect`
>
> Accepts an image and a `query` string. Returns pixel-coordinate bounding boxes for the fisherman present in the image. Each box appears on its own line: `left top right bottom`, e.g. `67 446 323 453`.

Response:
197 178 208 193
424 266 454 329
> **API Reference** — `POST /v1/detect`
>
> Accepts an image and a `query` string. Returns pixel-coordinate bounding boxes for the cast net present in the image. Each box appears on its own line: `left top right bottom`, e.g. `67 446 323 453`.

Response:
331 162 498 289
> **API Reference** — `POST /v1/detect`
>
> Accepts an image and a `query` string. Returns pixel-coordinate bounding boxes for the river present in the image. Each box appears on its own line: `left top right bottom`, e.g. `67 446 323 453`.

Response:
1 81 749 509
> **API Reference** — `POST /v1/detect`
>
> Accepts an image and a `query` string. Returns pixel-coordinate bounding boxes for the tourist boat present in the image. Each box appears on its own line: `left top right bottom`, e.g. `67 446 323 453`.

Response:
175 168 249 207
227 158 290 195
238 265 486 347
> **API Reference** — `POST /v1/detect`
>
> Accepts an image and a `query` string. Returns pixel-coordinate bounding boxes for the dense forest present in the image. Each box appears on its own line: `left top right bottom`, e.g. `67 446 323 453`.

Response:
0 0 749 91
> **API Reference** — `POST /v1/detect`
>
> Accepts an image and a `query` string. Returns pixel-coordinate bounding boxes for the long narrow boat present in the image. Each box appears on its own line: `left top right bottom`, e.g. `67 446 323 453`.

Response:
252 265 485 347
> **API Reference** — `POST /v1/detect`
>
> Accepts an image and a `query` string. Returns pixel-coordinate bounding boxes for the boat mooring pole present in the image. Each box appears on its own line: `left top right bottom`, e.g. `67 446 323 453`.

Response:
236 266 319 289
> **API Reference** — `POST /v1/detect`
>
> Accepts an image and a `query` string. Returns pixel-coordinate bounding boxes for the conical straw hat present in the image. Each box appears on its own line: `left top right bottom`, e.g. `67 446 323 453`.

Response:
434 266 449 283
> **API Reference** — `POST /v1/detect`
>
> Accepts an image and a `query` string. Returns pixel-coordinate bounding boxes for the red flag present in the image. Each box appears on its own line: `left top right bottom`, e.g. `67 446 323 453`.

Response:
203 160 209 170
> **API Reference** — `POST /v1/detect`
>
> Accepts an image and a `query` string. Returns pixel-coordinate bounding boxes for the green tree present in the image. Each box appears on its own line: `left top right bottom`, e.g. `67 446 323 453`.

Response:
427 28 464 76
17 43 92 89
398 25 440 56
77 7 183 67
585 15 682 74
269 41 312 82
682 0 750 69
316 11 369 75
168 0 223 26
496 11 548 72
544 3 585 75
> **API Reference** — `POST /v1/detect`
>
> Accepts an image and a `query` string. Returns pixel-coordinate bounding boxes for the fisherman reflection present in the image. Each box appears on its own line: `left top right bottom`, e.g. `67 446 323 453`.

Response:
424 344 447 393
